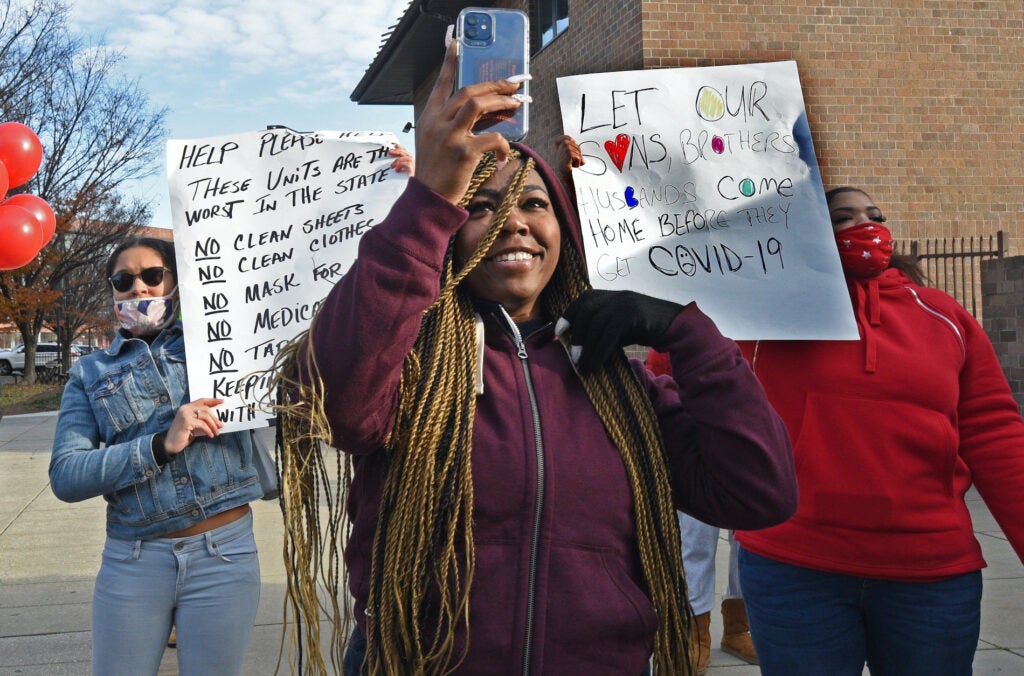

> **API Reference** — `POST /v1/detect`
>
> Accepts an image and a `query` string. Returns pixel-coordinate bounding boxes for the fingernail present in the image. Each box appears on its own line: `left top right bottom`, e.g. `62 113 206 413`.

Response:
512 94 532 104
443 26 460 56
505 73 532 85
554 317 570 337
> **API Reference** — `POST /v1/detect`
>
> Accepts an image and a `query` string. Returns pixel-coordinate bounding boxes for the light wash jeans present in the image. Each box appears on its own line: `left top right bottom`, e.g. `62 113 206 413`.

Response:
91 510 261 676
678 511 742 615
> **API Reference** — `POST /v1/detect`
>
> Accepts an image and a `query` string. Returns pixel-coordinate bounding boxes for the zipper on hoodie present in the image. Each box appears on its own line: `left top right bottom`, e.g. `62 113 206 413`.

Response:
494 306 544 676
904 287 966 357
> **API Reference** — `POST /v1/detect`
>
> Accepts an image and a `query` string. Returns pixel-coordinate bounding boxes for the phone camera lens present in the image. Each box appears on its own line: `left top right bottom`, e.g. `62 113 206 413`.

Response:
466 14 478 25
466 26 478 38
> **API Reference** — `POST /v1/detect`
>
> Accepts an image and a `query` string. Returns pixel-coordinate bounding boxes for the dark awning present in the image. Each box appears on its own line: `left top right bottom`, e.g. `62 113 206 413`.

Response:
351 0 496 105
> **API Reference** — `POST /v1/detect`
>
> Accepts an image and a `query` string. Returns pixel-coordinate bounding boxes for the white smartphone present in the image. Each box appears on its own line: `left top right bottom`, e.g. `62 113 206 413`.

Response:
456 7 530 141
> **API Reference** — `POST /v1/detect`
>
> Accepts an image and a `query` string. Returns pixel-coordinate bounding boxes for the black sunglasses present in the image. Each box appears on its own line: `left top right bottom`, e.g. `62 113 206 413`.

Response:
109 266 172 293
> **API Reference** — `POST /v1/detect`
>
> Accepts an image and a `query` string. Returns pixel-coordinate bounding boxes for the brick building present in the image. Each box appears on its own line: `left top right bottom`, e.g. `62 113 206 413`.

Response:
353 0 1023 257
354 1 1024 408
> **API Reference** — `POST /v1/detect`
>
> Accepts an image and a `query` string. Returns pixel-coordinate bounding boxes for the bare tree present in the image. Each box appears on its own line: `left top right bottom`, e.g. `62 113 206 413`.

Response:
0 0 167 381
50 270 116 365
0 0 73 121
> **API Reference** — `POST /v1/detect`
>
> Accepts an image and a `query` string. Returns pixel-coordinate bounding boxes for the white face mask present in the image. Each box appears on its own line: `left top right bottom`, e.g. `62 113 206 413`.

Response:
114 286 179 334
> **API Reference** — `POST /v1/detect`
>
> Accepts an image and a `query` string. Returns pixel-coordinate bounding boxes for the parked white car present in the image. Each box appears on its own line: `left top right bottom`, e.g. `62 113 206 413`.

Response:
0 343 81 376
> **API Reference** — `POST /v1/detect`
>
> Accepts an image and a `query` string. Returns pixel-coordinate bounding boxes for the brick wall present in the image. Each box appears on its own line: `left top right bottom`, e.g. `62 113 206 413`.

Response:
397 1 1023 406
981 256 1024 416
516 0 1023 258
527 0 645 160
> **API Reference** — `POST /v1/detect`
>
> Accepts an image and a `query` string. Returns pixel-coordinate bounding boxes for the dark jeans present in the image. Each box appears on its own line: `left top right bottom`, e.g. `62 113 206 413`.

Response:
739 549 982 676
343 627 367 676
343 626 654 674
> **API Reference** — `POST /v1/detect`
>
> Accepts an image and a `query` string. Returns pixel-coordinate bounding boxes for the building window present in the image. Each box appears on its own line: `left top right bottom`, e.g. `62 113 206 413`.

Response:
538 0 568 49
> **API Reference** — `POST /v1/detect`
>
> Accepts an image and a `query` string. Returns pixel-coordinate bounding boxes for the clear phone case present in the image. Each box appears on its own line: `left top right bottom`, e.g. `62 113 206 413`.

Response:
456 8 530 141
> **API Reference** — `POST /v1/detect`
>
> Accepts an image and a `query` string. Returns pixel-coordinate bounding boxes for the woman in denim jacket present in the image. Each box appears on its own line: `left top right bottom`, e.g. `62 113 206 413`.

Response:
50 237 264 676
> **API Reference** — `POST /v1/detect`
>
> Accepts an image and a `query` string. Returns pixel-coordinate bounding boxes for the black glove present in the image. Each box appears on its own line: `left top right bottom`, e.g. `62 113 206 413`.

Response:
556 290 682 375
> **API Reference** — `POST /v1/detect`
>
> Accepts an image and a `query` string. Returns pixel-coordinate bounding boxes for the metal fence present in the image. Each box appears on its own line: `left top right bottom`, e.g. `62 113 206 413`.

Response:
895 231 1004 319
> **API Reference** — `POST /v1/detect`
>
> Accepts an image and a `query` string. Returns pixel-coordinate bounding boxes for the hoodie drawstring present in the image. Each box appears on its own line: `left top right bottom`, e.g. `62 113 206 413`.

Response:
852 277 881 373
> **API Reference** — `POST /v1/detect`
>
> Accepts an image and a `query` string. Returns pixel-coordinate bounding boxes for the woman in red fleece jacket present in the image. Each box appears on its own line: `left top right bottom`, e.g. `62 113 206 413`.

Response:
736 186 1024 675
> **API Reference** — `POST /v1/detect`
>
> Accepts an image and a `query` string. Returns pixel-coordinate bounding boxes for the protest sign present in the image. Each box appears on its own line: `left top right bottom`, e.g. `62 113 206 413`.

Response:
557 61 857 340
167 129 407 432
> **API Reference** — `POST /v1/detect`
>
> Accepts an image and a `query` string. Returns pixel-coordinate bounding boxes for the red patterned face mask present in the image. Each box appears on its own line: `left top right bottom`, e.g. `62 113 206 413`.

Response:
835 222 894 278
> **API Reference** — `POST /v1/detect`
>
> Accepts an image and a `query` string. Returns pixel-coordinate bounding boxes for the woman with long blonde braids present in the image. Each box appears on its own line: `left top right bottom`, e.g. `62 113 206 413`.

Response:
273 41 796 675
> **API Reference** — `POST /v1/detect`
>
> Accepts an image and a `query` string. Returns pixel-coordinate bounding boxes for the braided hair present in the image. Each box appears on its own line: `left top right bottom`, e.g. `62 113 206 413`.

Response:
269 149 693 675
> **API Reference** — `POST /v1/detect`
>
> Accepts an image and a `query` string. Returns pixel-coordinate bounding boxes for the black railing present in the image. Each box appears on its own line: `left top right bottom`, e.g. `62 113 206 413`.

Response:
895 231 1003 318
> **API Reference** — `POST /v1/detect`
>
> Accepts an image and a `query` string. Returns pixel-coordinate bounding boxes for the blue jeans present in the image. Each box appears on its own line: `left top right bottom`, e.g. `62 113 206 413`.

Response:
91 510 261 676
343 627 367 676
342 627 654 675
739 549 981 676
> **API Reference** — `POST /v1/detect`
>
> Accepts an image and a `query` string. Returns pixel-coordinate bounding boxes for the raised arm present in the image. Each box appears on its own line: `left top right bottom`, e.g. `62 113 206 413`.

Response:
306 40 529 453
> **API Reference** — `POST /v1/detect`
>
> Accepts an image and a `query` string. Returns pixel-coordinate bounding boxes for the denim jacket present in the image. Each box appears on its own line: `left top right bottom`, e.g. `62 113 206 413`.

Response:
50 321 263 539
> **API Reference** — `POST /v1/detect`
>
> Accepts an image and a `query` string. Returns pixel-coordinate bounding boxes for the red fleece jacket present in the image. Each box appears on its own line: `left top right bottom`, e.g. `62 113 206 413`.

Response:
737 268 1024 580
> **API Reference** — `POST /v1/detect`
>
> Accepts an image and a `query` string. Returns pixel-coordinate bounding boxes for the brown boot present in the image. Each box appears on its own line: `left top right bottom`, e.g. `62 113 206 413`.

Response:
688 611 711 675
720 598 758 665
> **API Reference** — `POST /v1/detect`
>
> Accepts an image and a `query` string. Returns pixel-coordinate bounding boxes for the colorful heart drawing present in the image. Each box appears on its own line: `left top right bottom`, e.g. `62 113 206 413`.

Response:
604 133 630 172
624 186 639 208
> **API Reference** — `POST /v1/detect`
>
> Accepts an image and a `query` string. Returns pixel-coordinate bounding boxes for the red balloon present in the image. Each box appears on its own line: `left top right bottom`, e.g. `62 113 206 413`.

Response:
0 160 9 201
4 194 56 247
0 204 42 270
0 122 44 188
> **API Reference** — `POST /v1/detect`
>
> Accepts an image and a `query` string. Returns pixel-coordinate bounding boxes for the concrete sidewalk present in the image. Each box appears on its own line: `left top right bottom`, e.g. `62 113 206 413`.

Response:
2 412 1022 675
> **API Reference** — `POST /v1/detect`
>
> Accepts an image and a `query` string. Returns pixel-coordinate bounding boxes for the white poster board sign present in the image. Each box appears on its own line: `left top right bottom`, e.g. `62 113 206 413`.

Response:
167 129 407 432
557 61 857 340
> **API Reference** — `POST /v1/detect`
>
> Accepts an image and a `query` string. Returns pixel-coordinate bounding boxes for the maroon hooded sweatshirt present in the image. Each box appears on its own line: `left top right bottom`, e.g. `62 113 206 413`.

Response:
308 143 796 674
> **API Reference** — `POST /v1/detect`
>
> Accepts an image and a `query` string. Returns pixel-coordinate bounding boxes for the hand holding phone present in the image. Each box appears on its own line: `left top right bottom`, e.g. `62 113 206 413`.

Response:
412 32 522 204
456 8 530 141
